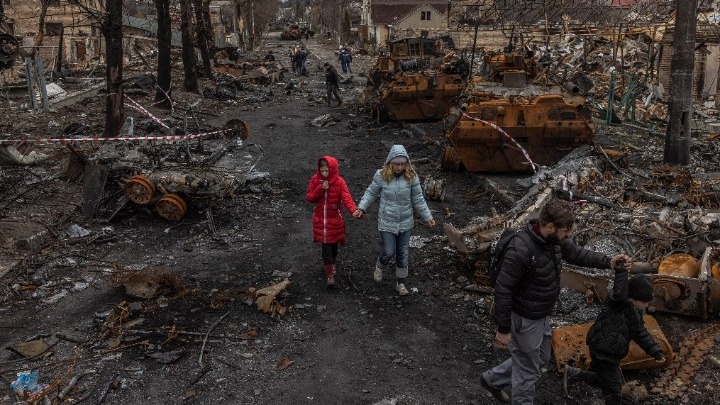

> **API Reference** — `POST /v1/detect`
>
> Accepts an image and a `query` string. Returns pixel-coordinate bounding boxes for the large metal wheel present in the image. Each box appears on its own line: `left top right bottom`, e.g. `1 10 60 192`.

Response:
125 175 156 205
223 119 250 141
156 194 187 222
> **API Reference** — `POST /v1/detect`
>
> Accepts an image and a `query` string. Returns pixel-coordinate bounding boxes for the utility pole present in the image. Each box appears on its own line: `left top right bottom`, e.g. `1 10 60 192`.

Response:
664 0 698 166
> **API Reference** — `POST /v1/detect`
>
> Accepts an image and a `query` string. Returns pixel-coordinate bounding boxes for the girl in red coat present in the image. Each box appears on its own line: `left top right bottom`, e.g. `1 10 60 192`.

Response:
306 156 358 287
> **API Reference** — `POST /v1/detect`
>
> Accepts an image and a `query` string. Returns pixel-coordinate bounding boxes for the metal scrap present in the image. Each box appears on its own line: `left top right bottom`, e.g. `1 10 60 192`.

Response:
652 322 720 399
552 314 673 372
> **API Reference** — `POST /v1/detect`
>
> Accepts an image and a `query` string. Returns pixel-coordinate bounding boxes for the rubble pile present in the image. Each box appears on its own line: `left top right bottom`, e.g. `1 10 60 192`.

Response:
446 140 720 264
533 34 668 122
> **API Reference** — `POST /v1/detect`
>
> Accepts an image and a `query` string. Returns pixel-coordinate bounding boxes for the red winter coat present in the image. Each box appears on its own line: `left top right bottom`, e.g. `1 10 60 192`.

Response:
306 156 358 245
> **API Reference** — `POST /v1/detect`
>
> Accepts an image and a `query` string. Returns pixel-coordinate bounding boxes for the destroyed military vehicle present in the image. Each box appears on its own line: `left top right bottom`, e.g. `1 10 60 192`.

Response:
280 24 313 40
361 36 469 122
74 118 260 223
441 38 596 173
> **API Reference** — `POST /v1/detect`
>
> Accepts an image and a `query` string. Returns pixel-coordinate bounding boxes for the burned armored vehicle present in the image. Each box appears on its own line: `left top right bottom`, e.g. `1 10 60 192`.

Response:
441 41 595 173
280 24 313 40
361 36 468 122
74 118 261 223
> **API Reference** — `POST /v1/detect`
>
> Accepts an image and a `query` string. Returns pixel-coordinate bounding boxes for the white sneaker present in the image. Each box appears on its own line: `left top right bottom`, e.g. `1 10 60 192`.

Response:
373 265 383 282
396 283 409 296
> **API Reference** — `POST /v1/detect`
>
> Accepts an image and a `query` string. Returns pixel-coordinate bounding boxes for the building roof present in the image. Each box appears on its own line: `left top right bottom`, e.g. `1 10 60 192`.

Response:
122 15 182 46
371 1 450 25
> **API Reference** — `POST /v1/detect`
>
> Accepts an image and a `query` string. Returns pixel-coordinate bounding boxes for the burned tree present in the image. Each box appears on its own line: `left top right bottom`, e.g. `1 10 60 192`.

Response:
201 0 215 62
194 0 213 78
664 0 698 166
180 0 199 92
35 0 49 50
102 0 124 137
69 0 125 137
154 0 172 109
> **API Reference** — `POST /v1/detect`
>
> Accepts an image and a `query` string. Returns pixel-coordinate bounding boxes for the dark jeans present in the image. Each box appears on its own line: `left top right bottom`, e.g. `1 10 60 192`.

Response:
321 243 338 265
378 230 411 270
576 355 624 404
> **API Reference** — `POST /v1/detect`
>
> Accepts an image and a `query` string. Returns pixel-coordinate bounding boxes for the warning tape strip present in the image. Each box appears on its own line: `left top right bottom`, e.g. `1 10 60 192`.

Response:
460 111 537 173
0 97 227 144
0 129 227 144
125 96 171 130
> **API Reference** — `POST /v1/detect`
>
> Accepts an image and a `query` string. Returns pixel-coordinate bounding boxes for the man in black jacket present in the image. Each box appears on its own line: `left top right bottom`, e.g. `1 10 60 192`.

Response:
481 198 631 404
563 271 665 404
324 62 342 107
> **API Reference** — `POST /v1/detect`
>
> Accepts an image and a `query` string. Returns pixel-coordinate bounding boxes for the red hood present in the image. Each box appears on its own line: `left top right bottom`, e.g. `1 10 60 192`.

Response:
318 155 340 182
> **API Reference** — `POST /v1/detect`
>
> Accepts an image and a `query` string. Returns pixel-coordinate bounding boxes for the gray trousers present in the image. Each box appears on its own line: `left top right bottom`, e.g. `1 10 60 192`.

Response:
483 312 552 405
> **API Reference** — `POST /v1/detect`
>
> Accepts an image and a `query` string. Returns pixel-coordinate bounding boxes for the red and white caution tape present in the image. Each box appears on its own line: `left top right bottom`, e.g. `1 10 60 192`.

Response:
0 97 228 144
460 111 537 173
125 96 171 130
0 129 227 144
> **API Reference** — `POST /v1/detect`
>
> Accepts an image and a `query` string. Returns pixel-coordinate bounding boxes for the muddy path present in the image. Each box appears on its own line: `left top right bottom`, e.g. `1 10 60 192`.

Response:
1 32 718 405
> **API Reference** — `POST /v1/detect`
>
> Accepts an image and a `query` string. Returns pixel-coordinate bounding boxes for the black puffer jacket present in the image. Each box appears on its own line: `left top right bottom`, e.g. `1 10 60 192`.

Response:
493 220 611 334
586 268 663 363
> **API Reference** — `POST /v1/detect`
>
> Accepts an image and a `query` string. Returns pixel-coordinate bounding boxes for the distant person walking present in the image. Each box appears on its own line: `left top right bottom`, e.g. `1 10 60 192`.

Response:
324 62 342 107
290 46 300 75
338 48 353 74
563 270 665 404
298 46 308 75
306 156 358 288
353 145 435 296
480 198 631 405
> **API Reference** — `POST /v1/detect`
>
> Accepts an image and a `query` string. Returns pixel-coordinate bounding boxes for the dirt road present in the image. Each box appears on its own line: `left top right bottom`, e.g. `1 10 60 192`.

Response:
1 32 717 405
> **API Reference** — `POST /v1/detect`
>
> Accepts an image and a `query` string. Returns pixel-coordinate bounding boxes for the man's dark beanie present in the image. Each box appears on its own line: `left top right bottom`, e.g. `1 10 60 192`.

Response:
628 275 654 302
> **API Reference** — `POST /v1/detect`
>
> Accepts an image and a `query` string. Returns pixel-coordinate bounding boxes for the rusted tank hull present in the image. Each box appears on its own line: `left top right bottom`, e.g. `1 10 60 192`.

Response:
363 36 466 123
552 315 674 371
443 95 595 172
650 248 720 320
371 73 465 122
559 248 720 319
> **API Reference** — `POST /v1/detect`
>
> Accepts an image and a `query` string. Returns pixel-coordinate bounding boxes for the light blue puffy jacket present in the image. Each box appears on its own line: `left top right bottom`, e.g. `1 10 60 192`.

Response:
357 145 433 234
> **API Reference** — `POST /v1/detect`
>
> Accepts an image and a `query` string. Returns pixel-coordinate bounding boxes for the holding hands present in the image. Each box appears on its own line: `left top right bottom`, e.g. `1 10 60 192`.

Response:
610 254 633 270
352 209 364 219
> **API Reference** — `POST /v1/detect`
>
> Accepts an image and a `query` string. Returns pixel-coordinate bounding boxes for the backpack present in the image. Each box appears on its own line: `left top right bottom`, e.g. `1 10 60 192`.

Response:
488 227 535 288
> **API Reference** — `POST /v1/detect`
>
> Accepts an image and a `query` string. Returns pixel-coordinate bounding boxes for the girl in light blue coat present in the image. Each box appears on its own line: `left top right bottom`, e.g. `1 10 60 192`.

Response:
353 145 435 296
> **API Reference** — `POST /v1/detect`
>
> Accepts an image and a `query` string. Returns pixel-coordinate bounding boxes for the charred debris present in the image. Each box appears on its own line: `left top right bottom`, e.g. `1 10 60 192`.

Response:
2 2 720 403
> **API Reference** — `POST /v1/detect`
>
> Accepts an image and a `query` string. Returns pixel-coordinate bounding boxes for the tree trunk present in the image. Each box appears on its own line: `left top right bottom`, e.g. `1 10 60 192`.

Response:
201 0 216 62
103 0 124 138
35 0 49 51
664 0 698 166
154 0 172 108
56 27 64 73
180 0 198 92
194 0 212 78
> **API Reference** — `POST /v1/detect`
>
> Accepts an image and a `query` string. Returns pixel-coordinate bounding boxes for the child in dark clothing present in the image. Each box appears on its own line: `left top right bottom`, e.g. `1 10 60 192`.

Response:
305 156 358 288
564 265 666 404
